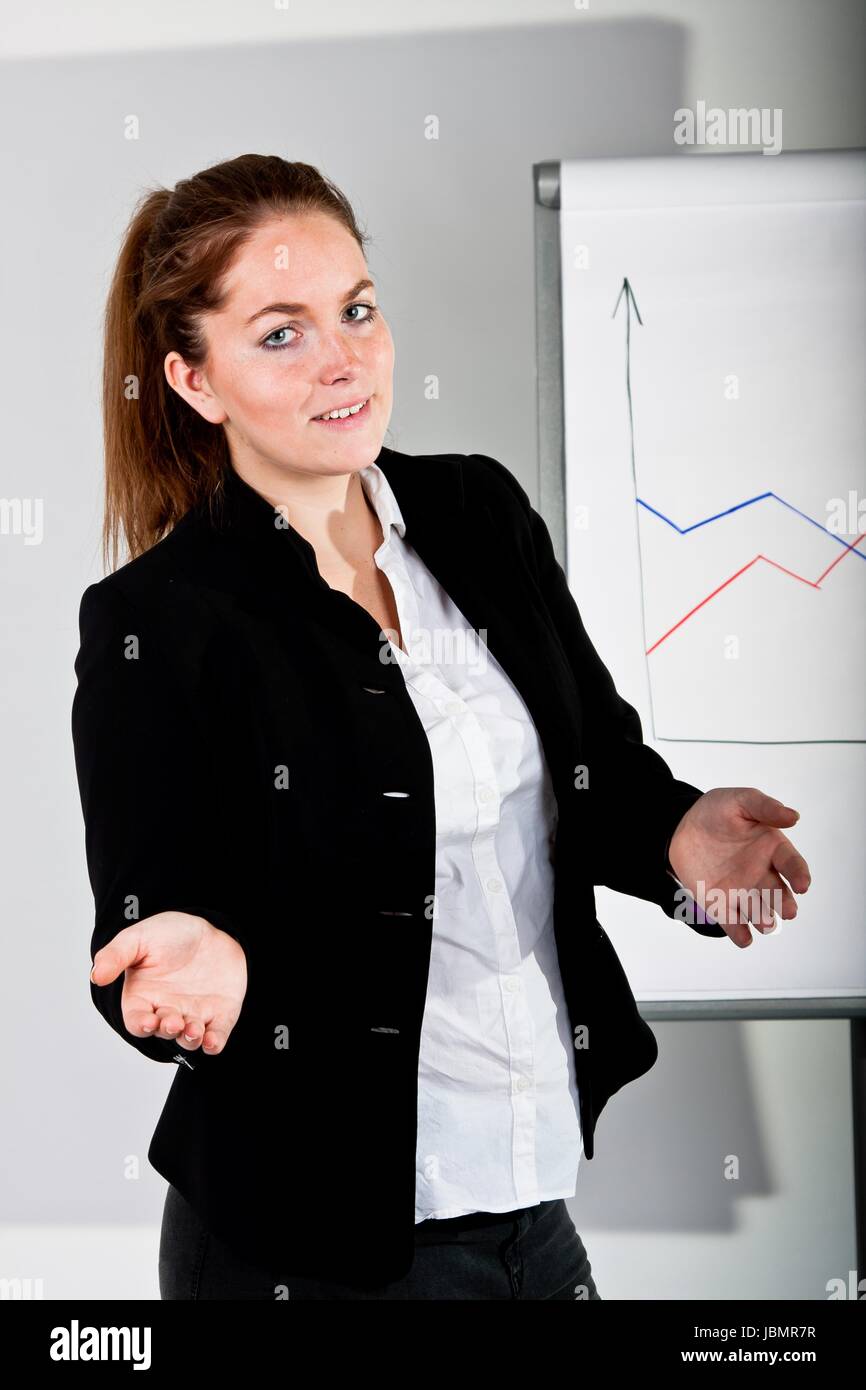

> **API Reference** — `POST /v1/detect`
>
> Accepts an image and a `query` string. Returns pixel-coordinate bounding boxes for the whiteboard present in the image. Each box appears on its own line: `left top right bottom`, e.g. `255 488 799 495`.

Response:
537 150 865 1012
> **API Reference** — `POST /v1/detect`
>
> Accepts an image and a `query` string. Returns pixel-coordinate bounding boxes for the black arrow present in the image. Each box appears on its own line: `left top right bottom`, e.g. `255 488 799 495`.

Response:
612 277 644 489
612 277 658 736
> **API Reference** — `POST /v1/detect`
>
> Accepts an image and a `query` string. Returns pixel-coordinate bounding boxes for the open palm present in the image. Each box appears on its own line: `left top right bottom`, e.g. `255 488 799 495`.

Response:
90 911 248 1053
668 787 812 948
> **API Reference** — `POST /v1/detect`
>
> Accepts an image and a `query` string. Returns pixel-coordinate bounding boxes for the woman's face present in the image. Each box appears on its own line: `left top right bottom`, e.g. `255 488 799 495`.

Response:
166 211 394 480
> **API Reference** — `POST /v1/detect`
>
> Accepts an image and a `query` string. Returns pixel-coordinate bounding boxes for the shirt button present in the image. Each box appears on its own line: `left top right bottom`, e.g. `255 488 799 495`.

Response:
515 1076 532 1092
486 877 503 893
478 785 495 803
504 977 520 992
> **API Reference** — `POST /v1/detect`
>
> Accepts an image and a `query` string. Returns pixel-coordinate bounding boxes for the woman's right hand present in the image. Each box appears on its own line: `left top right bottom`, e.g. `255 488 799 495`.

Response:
89 911 248 1054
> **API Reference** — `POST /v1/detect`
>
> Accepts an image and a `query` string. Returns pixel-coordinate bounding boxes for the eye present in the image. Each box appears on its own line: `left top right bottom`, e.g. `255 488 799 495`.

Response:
345 302 379 324
260 302 380 352
261 325 298 351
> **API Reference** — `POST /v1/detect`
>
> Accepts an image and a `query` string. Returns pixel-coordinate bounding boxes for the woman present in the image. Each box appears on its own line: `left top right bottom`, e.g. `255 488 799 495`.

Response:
72 154 811 1301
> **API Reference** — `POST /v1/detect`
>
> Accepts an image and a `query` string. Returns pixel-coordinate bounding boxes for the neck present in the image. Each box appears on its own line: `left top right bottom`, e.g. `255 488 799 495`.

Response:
230 455 383 570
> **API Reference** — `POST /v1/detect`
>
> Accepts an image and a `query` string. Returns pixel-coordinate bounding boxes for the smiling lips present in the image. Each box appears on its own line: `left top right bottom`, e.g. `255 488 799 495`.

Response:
312 396 371 424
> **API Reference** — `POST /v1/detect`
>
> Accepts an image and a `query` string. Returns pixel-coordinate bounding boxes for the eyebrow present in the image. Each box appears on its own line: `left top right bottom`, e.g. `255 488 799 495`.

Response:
245 278 376 325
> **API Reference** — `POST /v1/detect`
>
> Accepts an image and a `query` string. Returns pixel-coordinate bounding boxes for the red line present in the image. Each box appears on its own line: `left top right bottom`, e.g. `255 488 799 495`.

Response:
646 532 866 655
814 532 866 583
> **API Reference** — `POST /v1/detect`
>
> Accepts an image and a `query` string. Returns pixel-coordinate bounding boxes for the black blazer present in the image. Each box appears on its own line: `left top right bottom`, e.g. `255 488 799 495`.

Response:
71 446 724 1288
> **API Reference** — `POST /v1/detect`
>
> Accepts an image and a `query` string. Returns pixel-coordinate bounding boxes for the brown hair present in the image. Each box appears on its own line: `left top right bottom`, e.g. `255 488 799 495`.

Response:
100 153 370 571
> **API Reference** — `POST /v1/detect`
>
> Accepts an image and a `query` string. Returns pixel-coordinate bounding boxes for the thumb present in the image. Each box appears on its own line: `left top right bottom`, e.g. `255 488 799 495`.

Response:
738 787 800 829
90 925 145 987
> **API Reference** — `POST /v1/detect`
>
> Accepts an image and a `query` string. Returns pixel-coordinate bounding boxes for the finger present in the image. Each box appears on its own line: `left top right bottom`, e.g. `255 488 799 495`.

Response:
743 880 785 930
753 871 797 925
733 887 773 932
771 838 812 894
742 882 782 932
737 788 800 829
201 1012 235 1054
727 927 753 949
90 926 145 986
149 1005 187 1040
175 1016 206 1050
723 893 753 948
124 1006 168 1040
728 876 796 934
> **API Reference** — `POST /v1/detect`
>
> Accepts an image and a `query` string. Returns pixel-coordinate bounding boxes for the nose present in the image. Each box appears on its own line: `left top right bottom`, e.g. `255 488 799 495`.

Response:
318 328 364 379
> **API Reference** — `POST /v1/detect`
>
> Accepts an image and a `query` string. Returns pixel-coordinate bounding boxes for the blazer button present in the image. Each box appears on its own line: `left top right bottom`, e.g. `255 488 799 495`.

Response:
360 685 387 694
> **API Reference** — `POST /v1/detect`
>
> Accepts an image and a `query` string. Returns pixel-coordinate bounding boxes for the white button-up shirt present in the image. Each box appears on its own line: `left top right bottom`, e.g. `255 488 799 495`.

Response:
359 462 584 1222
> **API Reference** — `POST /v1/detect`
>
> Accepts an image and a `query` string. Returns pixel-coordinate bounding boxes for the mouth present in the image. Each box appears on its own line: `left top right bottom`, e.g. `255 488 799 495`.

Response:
311 396 372 429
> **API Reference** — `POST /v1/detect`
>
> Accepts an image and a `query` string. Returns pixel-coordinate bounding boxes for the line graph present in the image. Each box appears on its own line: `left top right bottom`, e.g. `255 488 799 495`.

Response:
603 253 865 741
635 490 866 653
613 277 866 659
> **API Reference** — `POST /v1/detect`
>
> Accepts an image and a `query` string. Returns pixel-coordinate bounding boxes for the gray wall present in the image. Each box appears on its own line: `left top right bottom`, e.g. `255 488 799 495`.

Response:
1 1 863 1298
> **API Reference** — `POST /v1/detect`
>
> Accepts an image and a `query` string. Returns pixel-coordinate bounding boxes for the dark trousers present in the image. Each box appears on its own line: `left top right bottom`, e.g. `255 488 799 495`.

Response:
158 1182 602 1300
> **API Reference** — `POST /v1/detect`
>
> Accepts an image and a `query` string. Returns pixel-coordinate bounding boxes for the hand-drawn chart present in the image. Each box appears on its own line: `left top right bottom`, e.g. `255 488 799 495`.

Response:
562 197 865 743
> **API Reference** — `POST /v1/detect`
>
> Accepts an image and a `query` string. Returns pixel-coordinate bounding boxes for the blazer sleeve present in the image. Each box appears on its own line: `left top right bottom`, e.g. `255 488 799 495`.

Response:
470 453 725 936
71 579 258 1063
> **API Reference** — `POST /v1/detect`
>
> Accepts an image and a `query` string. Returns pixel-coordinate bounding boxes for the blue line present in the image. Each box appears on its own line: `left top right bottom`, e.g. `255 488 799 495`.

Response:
636 491 866 560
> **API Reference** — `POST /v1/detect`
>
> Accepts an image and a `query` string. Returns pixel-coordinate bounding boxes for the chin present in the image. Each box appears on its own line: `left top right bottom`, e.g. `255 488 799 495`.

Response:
314 430 385 462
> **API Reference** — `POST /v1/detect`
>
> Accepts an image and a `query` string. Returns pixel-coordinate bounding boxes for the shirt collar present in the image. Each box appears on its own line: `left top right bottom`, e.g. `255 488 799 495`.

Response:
358 459 407 542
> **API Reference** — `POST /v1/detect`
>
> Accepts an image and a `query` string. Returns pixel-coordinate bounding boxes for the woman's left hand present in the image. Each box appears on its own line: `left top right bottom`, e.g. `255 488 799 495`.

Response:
667 787 812 948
